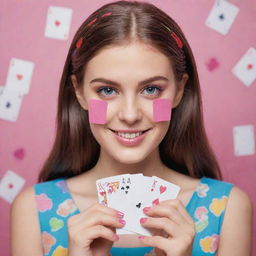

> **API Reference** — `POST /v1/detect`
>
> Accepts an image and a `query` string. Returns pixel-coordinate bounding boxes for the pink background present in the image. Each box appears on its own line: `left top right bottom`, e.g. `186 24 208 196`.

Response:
0 0 255 255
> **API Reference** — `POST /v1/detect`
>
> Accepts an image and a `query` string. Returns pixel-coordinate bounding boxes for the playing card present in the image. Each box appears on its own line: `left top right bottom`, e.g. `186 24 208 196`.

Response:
0 170 26 203
233 125 255 156
96 174 181 236
232 47 256 87
0 86 4 95
5 58 35 95
205 0 239 35
0 87 24 122
45 6 73 40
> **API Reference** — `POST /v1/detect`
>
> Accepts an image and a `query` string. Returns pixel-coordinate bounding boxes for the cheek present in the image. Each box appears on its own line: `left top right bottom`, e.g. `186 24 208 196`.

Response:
153 98 172 122
88 99 108 124
87 98 173 124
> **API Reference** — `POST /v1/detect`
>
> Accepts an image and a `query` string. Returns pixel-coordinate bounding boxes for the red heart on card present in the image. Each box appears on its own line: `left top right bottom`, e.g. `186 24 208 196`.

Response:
159 185 167 194
247 64 253 70
55 20 61 26
100 191 105 196
152 198 159 205
16 74 23 80
14 148 25 160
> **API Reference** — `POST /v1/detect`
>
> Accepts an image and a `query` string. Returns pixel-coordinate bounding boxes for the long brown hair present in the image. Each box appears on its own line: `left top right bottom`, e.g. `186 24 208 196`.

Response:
38 0 222 182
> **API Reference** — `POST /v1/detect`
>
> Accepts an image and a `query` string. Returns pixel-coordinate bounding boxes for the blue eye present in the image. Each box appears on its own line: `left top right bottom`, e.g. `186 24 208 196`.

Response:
96 86 117 97
142 86 163 96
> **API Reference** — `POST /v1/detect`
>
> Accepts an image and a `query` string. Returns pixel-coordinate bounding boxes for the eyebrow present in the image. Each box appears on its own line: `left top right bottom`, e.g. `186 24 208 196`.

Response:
89 75 169 86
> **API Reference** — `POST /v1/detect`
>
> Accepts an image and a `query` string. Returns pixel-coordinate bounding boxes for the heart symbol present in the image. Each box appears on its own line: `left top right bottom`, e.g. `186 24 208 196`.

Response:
50 217 64 232
247 64 253 70
16 74 23 80
99 191 105 196
136 203 141 208
152 198 159 205
159 185 167 194
14 148 25 160
55 20 61 26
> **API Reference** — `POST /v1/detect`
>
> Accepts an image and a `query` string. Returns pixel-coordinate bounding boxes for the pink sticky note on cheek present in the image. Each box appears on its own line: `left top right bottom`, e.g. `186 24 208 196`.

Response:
88 99 108 124
153 98 172 122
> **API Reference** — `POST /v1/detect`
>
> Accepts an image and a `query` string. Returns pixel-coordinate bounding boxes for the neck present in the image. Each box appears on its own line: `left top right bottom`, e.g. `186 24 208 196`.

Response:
91 147 174 180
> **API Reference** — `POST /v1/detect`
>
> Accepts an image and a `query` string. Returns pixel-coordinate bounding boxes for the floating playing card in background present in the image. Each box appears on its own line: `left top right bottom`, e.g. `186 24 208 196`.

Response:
233 125 255 156
45 6 73 40
0 170 25 203
205 0 239 35
0 87 24 122
96 174 180 236
5 58 35 95
232 48 256 87
0 86 4 95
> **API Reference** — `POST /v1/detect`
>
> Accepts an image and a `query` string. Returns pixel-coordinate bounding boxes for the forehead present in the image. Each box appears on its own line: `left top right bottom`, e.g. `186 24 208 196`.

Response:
83 42 175 83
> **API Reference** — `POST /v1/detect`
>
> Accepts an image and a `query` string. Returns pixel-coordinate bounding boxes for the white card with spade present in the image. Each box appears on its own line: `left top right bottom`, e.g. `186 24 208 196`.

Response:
96 174 180 236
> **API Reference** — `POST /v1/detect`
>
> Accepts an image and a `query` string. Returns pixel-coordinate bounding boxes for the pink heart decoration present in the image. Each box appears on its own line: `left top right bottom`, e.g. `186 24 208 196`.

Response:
14 148 25 160
159 185 167 194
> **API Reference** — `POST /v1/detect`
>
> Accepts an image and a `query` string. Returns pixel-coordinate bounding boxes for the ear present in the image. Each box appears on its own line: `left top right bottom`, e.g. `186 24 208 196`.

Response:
70 75 88 110
172 73 189 108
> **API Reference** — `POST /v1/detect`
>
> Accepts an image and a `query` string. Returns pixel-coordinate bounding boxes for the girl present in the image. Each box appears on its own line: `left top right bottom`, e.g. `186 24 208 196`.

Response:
11 1 252 256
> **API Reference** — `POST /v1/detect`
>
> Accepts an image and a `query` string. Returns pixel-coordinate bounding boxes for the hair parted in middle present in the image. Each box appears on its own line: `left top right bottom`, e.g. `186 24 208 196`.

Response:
38 0 222 182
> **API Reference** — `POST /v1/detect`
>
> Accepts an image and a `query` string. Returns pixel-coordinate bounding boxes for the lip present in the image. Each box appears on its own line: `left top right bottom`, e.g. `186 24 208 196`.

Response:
110 129 150 146
110 129 150 133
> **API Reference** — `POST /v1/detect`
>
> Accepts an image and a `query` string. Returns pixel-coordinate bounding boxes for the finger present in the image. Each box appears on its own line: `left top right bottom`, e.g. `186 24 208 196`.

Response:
161 199 194 225
68 203 124 226
73 225 119 247
140 217 182 237
143 203 195 236
144 203 186 226
138 235 170 252
69 212 126 234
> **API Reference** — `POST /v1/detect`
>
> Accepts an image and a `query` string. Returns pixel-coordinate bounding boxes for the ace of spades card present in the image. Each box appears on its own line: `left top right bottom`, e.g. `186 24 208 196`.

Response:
0 88 24 122
205 0 239 35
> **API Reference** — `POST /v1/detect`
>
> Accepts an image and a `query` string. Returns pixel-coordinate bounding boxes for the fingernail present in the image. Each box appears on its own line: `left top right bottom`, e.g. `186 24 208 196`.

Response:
140 217 147 224
138 236 145 239
116 211 124 218
152 198 159 205
119 219 126 225
143 207 151 213
114 234 119 241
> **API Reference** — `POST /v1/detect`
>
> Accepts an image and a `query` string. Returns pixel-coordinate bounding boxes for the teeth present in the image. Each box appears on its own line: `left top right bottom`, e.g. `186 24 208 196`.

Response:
117 132 142 139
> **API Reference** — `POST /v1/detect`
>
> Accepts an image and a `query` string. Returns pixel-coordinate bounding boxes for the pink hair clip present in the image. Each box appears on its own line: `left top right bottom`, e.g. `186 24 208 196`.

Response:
162 23 183 49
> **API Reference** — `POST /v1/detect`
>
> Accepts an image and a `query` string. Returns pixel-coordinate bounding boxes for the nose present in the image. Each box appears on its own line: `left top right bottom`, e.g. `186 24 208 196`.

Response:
118 97 142 124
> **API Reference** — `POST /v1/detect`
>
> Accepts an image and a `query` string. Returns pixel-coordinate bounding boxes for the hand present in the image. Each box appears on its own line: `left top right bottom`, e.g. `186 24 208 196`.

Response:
138 199 195 256
67 203 126 256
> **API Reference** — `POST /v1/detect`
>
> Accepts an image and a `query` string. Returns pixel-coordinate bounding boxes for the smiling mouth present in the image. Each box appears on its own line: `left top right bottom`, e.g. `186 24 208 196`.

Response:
109 129 151 139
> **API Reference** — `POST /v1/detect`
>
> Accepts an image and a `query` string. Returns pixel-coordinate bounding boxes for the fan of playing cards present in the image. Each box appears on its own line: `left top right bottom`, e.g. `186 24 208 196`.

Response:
96 174 180 236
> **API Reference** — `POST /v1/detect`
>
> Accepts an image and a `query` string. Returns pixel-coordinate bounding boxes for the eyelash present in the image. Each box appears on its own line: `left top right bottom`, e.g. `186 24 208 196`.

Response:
96 85 163 97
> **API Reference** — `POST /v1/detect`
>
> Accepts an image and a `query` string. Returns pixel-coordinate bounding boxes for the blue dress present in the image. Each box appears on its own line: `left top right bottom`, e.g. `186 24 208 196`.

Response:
34 176 234 256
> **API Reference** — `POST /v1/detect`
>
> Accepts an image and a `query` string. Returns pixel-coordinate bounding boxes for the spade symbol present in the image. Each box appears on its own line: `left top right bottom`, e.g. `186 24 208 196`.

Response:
136 202 142 208
6 102 11 108
219 13 225 20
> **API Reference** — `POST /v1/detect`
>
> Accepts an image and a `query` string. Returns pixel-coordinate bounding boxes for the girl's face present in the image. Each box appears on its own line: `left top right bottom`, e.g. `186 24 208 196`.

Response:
72 42 188 164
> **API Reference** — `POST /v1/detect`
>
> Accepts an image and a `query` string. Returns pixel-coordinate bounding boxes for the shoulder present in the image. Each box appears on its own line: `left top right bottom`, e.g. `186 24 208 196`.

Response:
11 185 43 255
218 186 253 255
